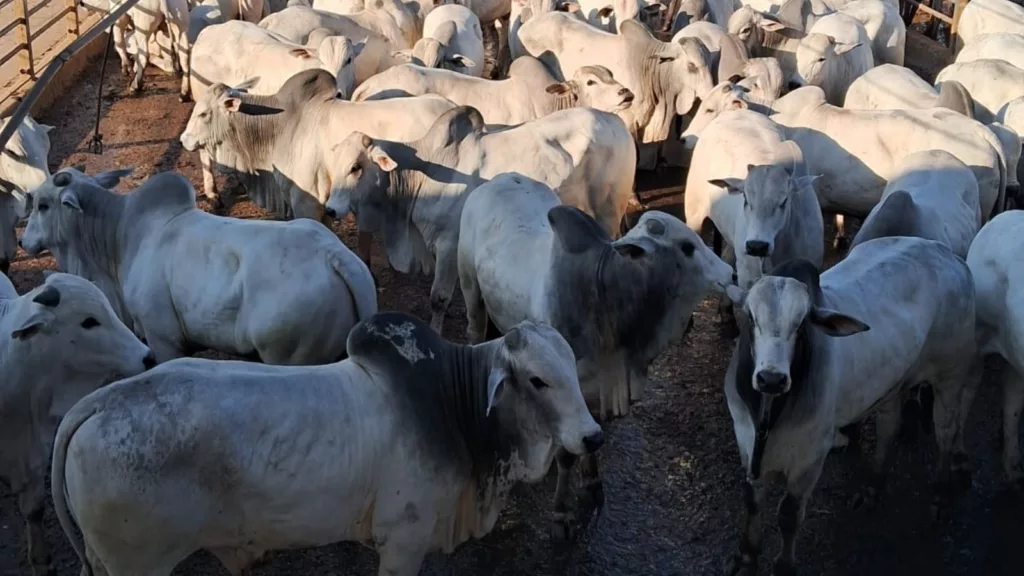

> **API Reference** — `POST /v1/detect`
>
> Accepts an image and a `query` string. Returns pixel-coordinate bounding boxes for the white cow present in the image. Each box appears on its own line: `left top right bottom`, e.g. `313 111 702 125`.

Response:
179 69 456 226
401 4 485 76
190 20 363 101
723 238 978 576
315 0 426 48
967 211 1024 484
935 59 1024 125
955 0 1024 52
19 168 377 364
126 1 225 76
0 272 152 576
323 105 637 334
1001 96 1024 138
684 109 823 291
352 60 634 125
672 20 728 72
459 174 733 416
259 6 399 86
833 0 904 65
109 0 191 99
791 13 874 105
849 150 981 258
0 116 52 275
843 64 976 116
516 12 715 153
955 33 1024 71
53 312 602 576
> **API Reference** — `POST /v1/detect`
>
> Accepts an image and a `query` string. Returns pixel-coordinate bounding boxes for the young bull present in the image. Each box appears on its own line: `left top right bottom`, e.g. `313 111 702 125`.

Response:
1 272 153 576
52 312 603 576
0 116 53 275
723 239 979 576
18 167 377 365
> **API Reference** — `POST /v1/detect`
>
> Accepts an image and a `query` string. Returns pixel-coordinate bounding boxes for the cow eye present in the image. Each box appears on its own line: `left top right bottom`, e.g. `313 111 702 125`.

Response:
817 57 826 63
679 240 695 256
529 376 550 390
779 197 789 209
81 317 101 329
586 79 596 86
37 202 49 212
349 165 361 175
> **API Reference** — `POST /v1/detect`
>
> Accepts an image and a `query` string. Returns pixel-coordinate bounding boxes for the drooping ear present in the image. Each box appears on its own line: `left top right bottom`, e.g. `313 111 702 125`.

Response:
92 167 134 189
32 285 61 307
832 41 862 56
11 312 50 340
597 5 615 17
791 174 821 191
289 47 317 60
809 307 870 336
708 177 745 194
59 188 82 211
727 73 745 84
486 363 510 416
368 146 397 172
351 41 366 58
448 54 476 69
725 284 747 307
545 82 573 95
612 235 658 259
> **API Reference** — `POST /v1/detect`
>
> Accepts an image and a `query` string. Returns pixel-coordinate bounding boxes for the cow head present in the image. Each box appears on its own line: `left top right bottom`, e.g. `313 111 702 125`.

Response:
410 22 477 73
486 320 603 473
302 33 364 100
709 162 820 263
728 7 792 55
19 167 132 256
8 272 154 408
680 81 749 149
1 116 53 274
180 82 254 152
545 65 634 113
793 33 864 102
726 264 868 397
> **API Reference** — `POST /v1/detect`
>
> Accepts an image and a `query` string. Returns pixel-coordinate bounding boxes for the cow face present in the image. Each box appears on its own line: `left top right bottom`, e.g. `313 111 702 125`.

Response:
308 35 364 100
728 7 789 55
665 36 715 117
19 167 131 256
1 117 52 273
710 164 820 261
9 273 153 398
727 275 869 396
546 65 634 114
793 33 864 99
324 131 395 224
180 83 250 152
486 321 603 476
680 81 749 149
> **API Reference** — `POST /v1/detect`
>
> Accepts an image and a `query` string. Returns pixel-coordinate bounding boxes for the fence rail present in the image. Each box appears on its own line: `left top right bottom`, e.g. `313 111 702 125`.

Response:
900 0 971 50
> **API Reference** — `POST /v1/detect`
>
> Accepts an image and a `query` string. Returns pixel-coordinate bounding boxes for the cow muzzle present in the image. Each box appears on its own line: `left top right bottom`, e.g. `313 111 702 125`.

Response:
745 240 770 258
755 369 789 396
582 430 605 454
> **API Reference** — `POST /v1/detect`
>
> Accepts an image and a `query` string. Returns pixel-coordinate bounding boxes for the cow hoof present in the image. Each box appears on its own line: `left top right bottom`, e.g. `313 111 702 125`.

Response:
579 481 605 510
549 513 576 542
723 554 757 576
121 66 132 77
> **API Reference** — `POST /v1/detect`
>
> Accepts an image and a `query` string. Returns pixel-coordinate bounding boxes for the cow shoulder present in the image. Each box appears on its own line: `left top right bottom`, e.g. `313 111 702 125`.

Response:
127 172 198 219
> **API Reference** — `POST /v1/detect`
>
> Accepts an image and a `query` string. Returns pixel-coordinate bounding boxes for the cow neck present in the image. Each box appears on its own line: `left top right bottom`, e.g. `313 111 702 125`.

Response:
227 94 291 174
438 340 518 488
551 90 579 112
632 44 663 138
54 189 129 323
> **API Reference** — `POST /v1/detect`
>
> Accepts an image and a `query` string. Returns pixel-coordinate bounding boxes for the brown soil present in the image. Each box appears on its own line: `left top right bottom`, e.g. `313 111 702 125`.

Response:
1 29 1022 576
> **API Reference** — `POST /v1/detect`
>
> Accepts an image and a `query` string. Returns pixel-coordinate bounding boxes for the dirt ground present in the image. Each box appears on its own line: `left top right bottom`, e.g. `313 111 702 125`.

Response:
1 30 1022 576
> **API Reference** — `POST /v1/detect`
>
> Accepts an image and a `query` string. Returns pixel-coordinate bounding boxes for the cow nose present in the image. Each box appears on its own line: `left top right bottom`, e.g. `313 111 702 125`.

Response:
583 430 605 453
143 352 157 370
619 88 634 101
325 207 338 220
755 370 789 395
0 258 9 275
745 240 770 257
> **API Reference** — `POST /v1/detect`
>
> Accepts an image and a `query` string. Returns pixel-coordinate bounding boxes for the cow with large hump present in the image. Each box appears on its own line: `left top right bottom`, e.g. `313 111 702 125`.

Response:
178 68 455 263
51 312 603 576
935 59 1024 125
849 150 982 259
514 12 715 161
352 59 635 125
967 211 1024 486
843 64 976 117
723 237 979 576
1 271 153 576
457 174 733 534
18 167 377 365
0 116 52 276
955 33 1024 71
954 0 1024 52
323 105 637 335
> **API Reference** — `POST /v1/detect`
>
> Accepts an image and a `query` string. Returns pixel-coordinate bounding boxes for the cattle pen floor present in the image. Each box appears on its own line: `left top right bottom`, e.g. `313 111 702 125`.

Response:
1 31 1022 576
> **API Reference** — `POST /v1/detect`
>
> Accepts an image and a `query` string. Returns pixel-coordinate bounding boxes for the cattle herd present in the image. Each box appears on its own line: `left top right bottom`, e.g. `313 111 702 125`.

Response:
1 0 1024 574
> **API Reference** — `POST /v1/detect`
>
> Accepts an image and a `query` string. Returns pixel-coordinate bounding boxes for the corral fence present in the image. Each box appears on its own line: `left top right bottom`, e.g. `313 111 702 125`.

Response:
899 0 971 48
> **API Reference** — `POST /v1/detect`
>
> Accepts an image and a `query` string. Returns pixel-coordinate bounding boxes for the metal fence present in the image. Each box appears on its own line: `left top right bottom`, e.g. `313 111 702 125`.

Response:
900 0 971 49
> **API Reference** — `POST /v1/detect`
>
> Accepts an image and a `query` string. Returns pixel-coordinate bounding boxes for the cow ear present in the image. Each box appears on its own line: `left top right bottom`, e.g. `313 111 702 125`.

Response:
725 284 747 307
792 174 821 191
448 54 476 69
809 307 870 337
222 97 242 113
289 48 316 60
12 312 50 340
368 146 397 172
486 364 509 416
708 177 745 194
59 188 82 211
612 235 658 259
545 82 572 95
92 167 134 189
32 285 61 307
351 41 366 57
833 41 862 56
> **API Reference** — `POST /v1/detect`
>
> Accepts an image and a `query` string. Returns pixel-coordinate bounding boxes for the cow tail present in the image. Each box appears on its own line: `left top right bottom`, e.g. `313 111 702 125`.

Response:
329 246 379 324
51 401 100 576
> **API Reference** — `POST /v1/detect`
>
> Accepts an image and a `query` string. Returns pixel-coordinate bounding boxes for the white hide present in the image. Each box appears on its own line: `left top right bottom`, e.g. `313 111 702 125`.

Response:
190 20 363 101
850 150 981 258
955 0 1024 52
792 13 874 106
843 64 974 114
936 59 1024 125
955 33 1024 71
573 0 667 32
19 169 377 365
314 0 426 49
108 0 191 99
412 4 486 76
966 210 1024 483
0 116 52 273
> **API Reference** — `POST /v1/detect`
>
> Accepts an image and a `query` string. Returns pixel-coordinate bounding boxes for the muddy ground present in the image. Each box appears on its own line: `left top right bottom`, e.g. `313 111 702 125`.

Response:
1 30 1021 576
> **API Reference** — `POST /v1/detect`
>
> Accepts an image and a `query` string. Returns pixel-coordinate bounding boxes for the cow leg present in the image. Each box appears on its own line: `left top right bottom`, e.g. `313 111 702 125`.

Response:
428 242 458 336
129 30 150 94
551 448 578 540
458 250 488 344
358 231 373 270
494 16 511 78
725 479 764 576
1003 367 1024 484
773 460 823 576
166 20 190 102
851 396 900 509
18 486 52 576
197 149 222 208
112 20 132 77
930 359 980 496
832 214 851 251
578 453 604 510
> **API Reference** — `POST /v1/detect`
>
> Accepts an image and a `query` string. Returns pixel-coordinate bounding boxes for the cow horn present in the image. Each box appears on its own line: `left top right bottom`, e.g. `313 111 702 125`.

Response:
504 326 525 352
53 172 72 187
32 285 61 308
